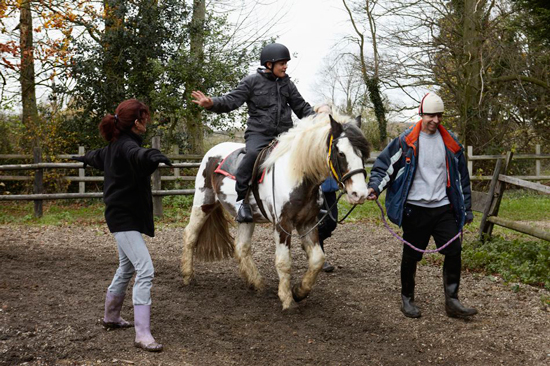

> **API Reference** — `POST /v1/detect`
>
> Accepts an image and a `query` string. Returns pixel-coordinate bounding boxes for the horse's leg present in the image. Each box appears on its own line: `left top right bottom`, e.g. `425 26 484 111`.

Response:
292 229 325 302
181 205 209 285
234 222 264 291
273 229 295 310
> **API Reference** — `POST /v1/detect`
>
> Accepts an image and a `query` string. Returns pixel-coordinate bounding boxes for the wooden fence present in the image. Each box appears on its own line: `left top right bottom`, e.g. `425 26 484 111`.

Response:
467 144 550 181
1 141 548 236
0 137 202 217
0 137 378 217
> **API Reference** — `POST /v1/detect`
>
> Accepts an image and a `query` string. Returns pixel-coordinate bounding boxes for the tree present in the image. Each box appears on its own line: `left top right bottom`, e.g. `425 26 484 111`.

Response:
342 0 388 147
359 0 550 152
183 0 206 154
19 0 40 148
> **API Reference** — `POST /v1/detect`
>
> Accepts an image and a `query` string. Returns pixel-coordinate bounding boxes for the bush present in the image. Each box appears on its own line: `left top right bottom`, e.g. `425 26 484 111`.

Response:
462 237 550 290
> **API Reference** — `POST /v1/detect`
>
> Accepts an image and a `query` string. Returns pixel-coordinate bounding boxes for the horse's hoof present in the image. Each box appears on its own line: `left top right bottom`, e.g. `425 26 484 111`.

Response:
182 276 197 286
247 282 265 293
292 284 309 303
282 300 299 312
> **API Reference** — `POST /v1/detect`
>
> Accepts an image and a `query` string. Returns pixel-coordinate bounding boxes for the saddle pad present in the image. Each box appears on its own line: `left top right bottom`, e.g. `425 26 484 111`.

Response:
214 147 267 183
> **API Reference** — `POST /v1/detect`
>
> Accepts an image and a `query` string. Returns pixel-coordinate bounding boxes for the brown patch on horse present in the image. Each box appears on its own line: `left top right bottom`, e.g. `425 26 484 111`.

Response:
200 203 217 214
200 156 225 205
202 156 222 188
277 183 321 245
195 203 234 262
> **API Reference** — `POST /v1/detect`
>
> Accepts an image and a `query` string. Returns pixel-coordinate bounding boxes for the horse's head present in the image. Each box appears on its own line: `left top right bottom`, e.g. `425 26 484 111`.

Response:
261 112 370 204
327 114 370 204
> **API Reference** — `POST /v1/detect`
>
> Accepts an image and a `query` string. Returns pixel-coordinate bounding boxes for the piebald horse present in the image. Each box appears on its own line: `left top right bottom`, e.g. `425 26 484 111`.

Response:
181 112 370 310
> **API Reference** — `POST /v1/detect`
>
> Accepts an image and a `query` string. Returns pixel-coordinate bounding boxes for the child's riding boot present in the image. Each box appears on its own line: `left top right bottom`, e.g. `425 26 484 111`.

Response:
235 199 253 223
443 254 478 318
400 254 421 318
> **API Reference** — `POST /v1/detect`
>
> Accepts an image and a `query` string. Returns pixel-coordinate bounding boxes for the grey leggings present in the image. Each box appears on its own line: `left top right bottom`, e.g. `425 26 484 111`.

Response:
108 231 154 305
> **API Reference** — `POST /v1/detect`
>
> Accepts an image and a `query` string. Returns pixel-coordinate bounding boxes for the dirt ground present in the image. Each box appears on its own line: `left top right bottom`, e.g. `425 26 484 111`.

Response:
1 221 549 366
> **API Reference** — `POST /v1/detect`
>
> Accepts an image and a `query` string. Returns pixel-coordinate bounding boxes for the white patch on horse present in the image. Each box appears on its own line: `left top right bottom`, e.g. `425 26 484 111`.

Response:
274 239 293 310
335 134 369 204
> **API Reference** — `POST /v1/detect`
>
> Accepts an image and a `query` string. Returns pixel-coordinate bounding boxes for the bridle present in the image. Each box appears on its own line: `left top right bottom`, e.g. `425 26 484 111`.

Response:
327 134 367 191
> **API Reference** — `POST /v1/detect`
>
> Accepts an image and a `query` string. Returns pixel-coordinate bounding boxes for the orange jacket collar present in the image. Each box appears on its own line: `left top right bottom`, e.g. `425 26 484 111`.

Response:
404 120 461 154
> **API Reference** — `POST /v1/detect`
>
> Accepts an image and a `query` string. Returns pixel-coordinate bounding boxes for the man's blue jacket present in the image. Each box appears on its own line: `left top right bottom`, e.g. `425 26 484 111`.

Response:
368 121 473 229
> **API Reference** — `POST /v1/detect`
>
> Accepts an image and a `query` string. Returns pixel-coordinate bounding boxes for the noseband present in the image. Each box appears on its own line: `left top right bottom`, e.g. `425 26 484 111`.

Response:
327 134 366 190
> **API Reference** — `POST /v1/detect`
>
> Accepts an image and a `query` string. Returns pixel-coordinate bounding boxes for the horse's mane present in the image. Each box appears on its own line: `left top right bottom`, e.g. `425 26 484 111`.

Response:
262 112 360 185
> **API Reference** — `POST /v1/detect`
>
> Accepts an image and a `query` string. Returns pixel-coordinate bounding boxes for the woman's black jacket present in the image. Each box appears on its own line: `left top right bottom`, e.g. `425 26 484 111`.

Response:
78 132 167 237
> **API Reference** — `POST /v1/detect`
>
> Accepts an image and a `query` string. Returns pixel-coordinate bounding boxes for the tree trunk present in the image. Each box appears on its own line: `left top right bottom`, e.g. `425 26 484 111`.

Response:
19 0 40 148
184 0 206 154
103 0 126 112
460 0 485 148
366 77 387 146
343 0 388 147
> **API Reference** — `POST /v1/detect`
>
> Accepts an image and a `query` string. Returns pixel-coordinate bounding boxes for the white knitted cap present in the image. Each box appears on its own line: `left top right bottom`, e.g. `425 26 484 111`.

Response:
419 92 444 114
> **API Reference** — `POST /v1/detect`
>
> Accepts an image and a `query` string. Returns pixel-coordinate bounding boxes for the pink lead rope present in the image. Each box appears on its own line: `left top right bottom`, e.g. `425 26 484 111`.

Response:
375 199 463 253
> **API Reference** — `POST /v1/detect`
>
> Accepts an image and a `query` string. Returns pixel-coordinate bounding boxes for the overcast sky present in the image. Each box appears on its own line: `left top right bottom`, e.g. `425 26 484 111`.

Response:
243 0 419 122
251 0 351 104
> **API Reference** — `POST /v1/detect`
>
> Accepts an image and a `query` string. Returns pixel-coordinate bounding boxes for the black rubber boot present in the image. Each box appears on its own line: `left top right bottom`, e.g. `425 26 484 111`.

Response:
236 202 253 223
400 254 421 318
443 254 478 319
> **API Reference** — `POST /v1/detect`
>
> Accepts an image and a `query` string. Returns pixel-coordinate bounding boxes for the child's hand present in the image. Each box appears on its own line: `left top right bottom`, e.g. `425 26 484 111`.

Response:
191 90 213 109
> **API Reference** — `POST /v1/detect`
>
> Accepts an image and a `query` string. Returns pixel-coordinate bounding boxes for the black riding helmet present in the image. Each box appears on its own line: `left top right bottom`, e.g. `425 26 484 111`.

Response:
260 43 291 69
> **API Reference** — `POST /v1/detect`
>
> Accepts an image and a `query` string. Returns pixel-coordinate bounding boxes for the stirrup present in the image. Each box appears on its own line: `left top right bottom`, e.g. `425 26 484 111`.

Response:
236 202 253 223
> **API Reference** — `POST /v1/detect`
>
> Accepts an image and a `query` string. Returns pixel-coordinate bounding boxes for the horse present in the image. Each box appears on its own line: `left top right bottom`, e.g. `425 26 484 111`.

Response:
180 112 370 310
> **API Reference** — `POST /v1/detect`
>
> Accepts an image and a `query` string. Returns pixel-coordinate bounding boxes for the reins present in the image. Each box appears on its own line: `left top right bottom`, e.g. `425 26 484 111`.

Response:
374 199 462 253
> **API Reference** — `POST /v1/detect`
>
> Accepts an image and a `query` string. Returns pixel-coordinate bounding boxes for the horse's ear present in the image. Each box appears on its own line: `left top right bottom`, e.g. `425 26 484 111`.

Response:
329 114 343 137
355 115 362 128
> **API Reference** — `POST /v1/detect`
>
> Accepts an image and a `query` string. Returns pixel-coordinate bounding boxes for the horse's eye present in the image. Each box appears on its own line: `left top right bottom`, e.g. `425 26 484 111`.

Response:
337 151 345 158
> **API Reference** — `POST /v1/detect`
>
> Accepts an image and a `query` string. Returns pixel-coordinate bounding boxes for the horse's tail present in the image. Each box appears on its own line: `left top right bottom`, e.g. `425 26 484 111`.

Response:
194 203 234 261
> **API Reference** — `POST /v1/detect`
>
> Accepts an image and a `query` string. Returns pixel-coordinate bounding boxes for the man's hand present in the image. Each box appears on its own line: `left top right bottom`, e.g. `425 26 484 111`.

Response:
191 90 213 109
367 188 378 200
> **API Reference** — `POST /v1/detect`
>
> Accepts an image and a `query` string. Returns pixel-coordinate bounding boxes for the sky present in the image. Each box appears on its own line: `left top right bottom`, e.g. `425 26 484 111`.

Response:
242 0 419 123
249 0 351 105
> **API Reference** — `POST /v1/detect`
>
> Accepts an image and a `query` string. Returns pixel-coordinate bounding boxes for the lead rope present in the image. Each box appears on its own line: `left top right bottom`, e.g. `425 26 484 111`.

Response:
375 199 462 253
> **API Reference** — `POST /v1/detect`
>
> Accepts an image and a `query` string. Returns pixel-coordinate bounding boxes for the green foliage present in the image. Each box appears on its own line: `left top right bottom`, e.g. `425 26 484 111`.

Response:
462 237 550 290
65 0 265 152
66 0 191 149
498 190 550 221
514 0 550 46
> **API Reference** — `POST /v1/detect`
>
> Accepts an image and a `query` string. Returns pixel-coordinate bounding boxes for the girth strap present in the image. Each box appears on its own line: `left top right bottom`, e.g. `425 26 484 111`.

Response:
250 141 277 221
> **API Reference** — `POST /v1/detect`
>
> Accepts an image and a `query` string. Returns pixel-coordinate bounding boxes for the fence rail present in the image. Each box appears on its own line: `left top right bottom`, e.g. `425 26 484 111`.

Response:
471 152 550 242
467 145 550 181
1 141 547 219
0 137 205 217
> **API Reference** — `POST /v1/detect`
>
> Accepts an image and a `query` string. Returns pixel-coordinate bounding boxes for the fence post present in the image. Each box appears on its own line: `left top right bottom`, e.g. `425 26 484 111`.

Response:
152 136 163 217
172 144 180 188
78 146 85 194
535 144 540 178
33 146 43 218
467 146 473 177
